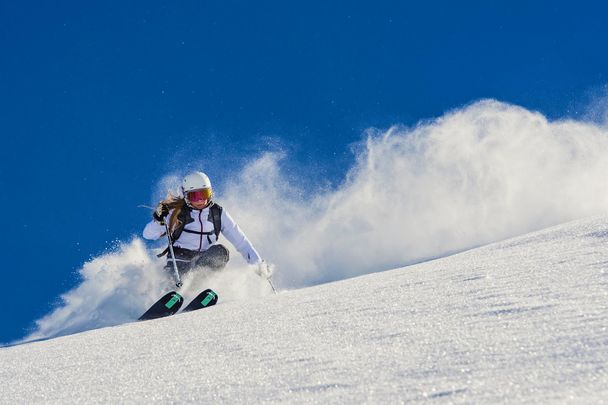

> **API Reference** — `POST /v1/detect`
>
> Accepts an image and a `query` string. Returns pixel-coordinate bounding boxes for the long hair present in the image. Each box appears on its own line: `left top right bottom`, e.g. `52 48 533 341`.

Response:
160 194 187 234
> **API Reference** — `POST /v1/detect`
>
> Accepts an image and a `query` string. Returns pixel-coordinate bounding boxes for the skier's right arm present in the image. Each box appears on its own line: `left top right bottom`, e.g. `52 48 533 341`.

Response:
142 204 171 240
142 220 165 240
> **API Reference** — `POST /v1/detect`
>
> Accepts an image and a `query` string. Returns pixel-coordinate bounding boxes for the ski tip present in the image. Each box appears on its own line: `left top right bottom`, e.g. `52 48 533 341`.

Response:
182 289 219 312
138 291 184 321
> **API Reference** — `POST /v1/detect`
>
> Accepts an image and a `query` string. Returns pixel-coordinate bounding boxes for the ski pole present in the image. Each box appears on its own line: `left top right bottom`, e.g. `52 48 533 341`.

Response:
137 204 182 287
164 222 183 288
267 276 278 294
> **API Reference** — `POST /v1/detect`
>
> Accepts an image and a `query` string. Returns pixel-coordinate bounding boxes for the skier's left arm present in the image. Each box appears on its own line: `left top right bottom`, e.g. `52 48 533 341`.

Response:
220 209 263 265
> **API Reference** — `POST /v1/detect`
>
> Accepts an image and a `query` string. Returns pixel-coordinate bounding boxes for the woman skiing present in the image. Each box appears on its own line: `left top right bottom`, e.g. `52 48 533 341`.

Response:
143 171 269 279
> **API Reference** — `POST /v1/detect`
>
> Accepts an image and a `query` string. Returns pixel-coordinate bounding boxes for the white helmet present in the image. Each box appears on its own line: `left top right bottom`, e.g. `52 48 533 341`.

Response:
181 171 213 205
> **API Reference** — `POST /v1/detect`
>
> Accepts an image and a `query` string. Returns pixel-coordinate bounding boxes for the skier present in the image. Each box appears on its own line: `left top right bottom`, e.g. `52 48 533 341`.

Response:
143 171 271 279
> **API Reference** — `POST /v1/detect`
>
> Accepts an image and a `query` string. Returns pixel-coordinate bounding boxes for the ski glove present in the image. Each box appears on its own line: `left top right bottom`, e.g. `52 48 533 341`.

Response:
255 260 273 279
153 203 169 224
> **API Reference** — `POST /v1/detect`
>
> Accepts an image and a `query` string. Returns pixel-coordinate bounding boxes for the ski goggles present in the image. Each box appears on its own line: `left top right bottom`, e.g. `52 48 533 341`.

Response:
186 188 212 202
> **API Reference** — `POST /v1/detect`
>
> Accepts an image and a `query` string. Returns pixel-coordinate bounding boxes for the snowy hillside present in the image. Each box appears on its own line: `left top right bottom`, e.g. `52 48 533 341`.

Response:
2 216 607 404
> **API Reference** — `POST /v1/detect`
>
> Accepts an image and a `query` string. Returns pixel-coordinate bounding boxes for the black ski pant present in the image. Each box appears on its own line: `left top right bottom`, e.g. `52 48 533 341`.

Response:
164 244 230 277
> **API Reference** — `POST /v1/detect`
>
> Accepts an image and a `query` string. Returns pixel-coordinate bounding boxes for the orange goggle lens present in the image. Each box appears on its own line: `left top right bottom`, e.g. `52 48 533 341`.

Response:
187 188 212 202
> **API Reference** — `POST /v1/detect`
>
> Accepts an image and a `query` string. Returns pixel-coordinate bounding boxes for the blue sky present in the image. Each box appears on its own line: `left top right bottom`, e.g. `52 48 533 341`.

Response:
1 1 607 343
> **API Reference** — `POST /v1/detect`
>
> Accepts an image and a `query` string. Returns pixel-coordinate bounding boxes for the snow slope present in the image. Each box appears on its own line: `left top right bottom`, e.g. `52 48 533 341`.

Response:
1 216 607 404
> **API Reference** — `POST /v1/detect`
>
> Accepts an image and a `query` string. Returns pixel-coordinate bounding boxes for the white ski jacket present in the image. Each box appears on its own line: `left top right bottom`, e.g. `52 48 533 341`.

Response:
143 205 262 265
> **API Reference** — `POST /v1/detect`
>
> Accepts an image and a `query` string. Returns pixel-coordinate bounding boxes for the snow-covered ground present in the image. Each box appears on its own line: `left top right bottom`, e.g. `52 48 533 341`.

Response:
1 216 607 404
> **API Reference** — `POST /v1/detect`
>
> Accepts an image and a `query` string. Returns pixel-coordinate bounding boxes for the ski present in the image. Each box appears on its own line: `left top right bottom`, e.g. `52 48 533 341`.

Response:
138 291 184 321
138 289 218 321
182 289 218 312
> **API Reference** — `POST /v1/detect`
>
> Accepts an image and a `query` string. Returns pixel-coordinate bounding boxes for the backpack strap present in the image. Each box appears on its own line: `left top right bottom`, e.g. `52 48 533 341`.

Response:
208 202 223 241
156 205 193 258
171 205 194 241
